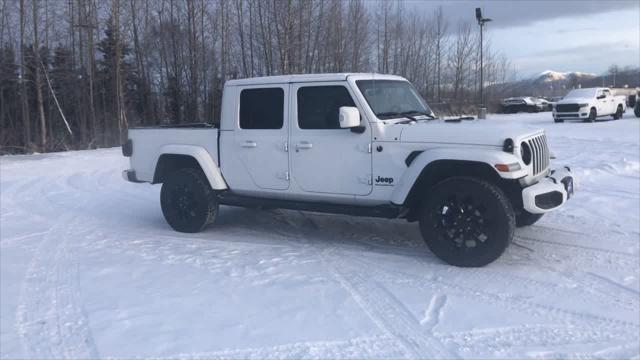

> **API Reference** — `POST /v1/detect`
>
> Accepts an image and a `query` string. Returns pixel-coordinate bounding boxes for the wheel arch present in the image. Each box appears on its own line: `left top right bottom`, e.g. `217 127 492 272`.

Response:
153 145 227 190
393 157 523 222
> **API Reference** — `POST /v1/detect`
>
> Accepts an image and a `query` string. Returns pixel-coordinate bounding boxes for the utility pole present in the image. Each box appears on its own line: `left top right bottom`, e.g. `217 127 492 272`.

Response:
475 8 492 112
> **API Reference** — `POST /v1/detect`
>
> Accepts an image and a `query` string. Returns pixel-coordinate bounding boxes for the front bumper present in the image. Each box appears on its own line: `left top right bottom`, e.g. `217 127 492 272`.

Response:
553 112 588 120
522 167 574 214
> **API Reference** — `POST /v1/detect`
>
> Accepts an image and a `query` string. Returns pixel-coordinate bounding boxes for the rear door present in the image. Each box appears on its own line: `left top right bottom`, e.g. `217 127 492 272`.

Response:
232 85 290 191
289 83 372 196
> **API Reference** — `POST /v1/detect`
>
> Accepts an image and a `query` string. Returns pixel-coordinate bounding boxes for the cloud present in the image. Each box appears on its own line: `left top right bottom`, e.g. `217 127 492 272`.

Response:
529 41 637 57
512 40 639 76
409 0 639 29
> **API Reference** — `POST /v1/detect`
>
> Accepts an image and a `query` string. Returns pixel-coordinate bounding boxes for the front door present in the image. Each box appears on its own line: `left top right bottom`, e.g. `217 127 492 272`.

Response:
603 89 614 114
597 89 608 115
233 85 289 190
289 83 372 196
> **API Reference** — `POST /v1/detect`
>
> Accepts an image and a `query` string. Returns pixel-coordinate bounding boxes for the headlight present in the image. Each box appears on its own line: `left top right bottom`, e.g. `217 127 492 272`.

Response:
521 141 532 165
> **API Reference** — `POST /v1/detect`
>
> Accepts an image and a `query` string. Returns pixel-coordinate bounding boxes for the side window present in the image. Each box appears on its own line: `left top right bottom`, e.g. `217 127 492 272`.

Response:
603 90 611 97
240 88 284 129
297 86 356 129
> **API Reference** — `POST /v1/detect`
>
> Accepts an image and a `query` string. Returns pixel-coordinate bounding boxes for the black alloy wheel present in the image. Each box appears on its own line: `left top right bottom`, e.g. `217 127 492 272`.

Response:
419 177 515 267
160 168 218 233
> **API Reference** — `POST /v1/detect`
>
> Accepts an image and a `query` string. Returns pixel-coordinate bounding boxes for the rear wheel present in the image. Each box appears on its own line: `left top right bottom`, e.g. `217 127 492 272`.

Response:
586 108 596 122
516 211 544 227
418 177 515 267
160 168 218 233
613 105 623 120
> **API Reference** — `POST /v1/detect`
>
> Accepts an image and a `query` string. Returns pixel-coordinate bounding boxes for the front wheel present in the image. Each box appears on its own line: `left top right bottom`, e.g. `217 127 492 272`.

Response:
418 177 515 267
586 108 596 122
160 168 219 233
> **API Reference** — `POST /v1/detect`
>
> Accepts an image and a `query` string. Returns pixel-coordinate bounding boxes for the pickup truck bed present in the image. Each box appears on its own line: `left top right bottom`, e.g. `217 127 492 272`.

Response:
126 127 219 184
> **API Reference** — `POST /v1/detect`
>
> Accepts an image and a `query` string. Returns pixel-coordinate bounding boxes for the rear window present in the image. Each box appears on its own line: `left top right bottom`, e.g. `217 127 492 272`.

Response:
240 88 284 129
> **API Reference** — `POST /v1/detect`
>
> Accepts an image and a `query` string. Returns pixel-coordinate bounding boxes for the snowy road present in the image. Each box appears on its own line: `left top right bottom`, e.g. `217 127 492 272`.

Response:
1 113 639 359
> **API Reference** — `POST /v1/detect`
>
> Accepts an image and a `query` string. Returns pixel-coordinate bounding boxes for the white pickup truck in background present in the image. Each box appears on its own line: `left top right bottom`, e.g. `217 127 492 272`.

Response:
553 87 626 122
123 73 574 267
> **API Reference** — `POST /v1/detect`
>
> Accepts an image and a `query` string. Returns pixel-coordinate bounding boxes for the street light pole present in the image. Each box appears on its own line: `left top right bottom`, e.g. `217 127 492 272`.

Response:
476 8 492 109
480 20 483 106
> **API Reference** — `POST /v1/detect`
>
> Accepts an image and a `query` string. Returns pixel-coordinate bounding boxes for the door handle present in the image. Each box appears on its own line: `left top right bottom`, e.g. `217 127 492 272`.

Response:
295 141 313 150
241 140 257 148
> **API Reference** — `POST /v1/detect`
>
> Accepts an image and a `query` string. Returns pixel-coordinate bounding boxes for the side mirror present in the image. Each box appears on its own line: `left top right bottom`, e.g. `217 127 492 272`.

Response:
339 106 361 129
597 94 606 99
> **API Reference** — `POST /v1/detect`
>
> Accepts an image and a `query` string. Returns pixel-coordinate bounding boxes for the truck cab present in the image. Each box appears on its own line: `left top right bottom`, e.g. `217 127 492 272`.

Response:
123 73 574 267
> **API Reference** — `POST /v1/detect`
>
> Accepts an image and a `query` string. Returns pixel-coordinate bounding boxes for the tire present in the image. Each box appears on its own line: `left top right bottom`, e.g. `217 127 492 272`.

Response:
585 108 596 122
418 177 515 267
516 211 544 227
613 106 623 120
160 168 219 233
635 103 640 118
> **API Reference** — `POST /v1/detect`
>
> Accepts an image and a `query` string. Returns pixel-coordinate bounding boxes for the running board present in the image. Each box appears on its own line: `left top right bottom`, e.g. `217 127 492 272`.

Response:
217 192 401 219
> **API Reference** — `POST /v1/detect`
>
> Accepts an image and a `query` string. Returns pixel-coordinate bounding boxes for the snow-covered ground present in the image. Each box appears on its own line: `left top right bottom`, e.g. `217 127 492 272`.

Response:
1 112 639 359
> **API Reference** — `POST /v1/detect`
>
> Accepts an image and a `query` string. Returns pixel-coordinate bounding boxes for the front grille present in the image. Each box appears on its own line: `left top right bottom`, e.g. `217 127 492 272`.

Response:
526 134 550 176
556 104 580 112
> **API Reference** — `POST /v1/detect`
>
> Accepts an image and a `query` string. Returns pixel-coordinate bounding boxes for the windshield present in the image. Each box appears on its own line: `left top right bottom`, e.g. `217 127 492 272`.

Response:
356 80 432 120
565 88 597 99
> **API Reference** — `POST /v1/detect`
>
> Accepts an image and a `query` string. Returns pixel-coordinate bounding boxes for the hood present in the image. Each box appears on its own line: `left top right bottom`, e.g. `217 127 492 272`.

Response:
556 97 591 104
397 119 542 147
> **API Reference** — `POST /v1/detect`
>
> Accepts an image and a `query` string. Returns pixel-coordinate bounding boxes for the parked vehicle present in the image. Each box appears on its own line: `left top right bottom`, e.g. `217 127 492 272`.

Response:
123 73 574 267
500 97 548 113
553 87 627 123
634 90 640 118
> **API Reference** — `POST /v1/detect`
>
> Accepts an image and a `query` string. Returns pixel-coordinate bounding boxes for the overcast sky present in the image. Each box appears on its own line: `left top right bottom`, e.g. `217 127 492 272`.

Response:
411 0 640 78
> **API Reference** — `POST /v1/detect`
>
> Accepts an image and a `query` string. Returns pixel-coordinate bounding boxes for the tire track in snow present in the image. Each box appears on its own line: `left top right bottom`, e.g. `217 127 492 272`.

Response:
15 184 99 359
515 236 636 269
280 212 457 359
437 323 634 356
267 209 638 346
361 263 639 332
315 215 640 323
156 335 402 360
511 237 639 309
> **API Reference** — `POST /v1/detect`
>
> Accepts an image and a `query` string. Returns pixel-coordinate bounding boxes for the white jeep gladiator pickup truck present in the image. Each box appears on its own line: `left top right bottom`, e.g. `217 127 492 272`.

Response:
553 87 626 123
123 73 574 267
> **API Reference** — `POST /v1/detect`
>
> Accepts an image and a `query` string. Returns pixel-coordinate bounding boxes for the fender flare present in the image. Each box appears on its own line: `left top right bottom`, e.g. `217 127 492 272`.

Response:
156 145 228 190
390 147 525 205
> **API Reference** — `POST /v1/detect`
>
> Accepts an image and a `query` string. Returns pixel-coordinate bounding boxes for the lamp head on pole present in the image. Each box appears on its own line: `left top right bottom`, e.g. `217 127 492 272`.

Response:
476 8 492 26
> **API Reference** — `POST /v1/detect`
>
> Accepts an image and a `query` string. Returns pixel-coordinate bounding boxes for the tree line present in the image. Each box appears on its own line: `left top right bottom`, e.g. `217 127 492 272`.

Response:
0 0 514 154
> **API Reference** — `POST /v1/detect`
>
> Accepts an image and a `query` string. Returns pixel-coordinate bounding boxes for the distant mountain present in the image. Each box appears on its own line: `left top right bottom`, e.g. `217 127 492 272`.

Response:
532 70 596 84
490 68 638 99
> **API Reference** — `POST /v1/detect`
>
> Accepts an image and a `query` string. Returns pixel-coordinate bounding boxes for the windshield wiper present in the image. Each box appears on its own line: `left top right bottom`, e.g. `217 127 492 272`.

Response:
376 112 403 119
401 110 437 120
377 111 437 122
